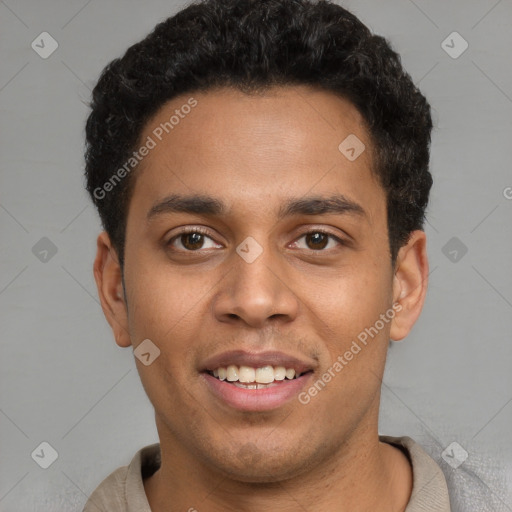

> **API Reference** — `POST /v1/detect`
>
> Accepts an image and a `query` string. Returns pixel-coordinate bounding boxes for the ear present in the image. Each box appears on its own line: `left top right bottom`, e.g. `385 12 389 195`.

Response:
93 231 131 348
389 230 429 342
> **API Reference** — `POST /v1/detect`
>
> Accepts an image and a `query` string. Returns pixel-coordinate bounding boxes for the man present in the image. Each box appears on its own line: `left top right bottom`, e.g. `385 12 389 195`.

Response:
83 0 450 510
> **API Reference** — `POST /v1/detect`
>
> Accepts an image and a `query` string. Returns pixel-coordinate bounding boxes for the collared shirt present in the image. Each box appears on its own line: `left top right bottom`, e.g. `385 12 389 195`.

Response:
83 435 451 511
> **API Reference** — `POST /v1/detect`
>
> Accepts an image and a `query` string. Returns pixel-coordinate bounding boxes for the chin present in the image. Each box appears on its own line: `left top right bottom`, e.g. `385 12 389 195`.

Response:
204 439 319 483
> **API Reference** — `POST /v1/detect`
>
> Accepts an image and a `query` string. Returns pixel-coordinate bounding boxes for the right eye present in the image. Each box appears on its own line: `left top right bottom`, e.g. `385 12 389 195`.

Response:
167 228 223 252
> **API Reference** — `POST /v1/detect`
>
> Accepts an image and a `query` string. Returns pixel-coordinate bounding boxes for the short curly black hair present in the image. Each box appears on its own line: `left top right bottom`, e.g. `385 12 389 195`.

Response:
85 0 433 269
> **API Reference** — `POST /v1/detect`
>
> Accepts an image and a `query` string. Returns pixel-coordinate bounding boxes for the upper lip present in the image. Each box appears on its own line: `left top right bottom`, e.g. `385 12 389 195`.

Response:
201 350 316 375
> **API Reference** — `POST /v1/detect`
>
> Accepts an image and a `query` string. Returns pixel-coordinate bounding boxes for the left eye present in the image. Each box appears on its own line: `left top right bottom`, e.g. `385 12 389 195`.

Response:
291 231 343 251
168 231 221 251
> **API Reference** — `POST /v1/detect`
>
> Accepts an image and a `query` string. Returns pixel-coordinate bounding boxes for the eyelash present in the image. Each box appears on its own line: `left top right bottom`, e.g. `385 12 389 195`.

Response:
291 228 346 251
166 226 219 252
166 227 347 252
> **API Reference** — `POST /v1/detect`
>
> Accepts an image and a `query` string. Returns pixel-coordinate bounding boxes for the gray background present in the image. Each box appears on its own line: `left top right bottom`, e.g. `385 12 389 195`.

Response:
1 0 511 510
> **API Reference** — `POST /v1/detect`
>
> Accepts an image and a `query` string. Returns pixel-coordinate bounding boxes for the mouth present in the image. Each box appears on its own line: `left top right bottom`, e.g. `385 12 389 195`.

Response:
200 351 315 411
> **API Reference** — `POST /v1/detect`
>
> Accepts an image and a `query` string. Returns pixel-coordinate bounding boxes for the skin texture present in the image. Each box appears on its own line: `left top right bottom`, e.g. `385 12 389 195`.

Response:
93 85 428 511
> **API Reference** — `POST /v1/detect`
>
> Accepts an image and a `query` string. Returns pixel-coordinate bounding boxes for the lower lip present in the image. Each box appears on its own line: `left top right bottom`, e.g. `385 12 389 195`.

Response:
202 372 312 412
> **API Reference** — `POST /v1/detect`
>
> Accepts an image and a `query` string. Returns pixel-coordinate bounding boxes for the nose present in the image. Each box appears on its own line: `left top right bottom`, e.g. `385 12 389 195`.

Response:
212 242 299 328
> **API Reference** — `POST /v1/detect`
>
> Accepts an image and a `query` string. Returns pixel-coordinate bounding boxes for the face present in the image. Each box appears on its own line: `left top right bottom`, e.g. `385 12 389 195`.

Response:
95 85 427 482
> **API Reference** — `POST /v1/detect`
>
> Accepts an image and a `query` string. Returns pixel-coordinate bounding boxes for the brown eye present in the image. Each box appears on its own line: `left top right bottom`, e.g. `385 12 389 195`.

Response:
305 232 329 250
167 229 222 252
181 232 205 250
291 230 345 252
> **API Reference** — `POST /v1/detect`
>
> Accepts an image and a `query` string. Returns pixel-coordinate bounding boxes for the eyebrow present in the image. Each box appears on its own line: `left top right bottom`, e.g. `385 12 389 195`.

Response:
277 195 366 220
146 193 366 222
147 194 224 221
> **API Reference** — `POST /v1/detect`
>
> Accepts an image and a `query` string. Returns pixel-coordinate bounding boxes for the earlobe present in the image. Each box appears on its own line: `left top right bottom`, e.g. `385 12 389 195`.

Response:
389 230 429 342
93 231 132 348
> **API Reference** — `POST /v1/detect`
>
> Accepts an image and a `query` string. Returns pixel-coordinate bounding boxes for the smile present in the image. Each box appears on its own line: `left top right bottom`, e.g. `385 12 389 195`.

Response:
201 351 315 411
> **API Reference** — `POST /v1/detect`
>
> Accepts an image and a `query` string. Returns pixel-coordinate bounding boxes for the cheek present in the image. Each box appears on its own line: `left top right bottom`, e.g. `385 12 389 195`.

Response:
125 266 204 405
303 273 391 420
304 265 392 343
125 253 211 340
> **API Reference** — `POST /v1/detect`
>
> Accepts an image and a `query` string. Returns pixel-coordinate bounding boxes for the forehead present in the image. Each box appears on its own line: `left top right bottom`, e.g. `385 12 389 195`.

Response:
128 85 383 222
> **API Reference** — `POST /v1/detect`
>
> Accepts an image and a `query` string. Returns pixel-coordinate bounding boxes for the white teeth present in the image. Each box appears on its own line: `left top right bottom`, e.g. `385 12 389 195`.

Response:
226 365 238 382
274 366 286 380
210 364 304 384
238 366 256 383
255 366 274 384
